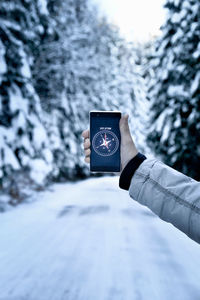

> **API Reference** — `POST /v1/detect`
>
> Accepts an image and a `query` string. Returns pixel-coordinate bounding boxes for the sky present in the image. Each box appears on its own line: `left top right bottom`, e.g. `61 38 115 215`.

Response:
90 0 166 42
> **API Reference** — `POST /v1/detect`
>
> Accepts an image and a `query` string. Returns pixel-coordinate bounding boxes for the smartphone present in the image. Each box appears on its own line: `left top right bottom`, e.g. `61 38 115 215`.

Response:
90 111 121 172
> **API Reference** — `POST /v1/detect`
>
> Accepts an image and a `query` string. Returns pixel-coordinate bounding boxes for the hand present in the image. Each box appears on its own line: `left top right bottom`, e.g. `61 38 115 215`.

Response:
82 114 138 172
119 114 138 170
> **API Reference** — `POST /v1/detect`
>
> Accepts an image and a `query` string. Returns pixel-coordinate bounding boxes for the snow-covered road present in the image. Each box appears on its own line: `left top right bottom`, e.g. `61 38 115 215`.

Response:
0 177 200 300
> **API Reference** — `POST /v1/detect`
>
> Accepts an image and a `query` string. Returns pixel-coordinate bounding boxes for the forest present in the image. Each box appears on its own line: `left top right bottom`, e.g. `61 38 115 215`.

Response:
0 0 199 203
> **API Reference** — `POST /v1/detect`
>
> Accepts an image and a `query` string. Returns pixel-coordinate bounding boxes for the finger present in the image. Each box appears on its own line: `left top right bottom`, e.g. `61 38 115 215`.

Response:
84 138 90 149
85 156 90 163
82 129 90 139
119 114 130 134
119 114 133 144
84 148 91 156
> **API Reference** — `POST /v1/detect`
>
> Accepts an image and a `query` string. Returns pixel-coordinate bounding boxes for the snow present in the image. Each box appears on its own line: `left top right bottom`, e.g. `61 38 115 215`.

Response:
38 0 48 15
182 0 191 10
32 117 48 148
2 146 20 169
29 158 52 184
193 47 200 59
0 195 11 212
0 127 15 144
161 121 170 142
19 48 31 79
181 20 187 28
0 177 200 300
43 148 53 164
0 41 7 75
174 116 181 128
171 28 183 44
69 139 77 155
9 85 28 115
20 135 34 156
0 129 20 170
180 9 187 20
171 13 181 24
16 111 26 128
155 110 167 132
191 71 200 95
191 22 198 32
167 85 188 97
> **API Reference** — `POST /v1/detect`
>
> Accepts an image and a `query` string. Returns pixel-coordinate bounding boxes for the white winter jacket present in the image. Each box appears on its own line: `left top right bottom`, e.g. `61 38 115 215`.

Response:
129 159 200 244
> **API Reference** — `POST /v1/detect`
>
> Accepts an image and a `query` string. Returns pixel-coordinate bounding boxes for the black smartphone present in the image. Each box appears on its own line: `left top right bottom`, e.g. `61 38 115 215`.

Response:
90 111 121 172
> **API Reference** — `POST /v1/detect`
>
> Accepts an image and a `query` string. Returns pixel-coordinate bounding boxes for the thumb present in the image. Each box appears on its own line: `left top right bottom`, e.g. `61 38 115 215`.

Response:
119 114 138 171
119 114 132 144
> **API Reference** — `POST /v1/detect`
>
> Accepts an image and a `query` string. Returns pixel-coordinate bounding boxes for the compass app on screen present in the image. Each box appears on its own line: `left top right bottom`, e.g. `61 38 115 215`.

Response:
90 111 121 172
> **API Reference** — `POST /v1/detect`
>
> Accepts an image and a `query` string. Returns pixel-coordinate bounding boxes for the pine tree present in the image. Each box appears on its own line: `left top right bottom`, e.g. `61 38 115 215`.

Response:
147 0 200 180
0 0 150 200
0 0 53 193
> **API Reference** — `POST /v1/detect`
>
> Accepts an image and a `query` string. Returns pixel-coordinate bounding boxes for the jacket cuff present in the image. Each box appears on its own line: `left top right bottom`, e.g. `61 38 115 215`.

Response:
119 152 147 191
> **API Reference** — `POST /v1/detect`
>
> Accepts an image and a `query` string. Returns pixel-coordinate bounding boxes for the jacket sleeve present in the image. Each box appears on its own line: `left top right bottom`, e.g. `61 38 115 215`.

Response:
129 158 200 244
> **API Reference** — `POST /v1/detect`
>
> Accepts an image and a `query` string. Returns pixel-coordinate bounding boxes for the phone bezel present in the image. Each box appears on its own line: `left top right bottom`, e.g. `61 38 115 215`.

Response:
89 110 121 173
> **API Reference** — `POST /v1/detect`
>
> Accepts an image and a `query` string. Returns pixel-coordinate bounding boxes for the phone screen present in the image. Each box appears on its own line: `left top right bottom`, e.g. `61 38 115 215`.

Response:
90 111 121 172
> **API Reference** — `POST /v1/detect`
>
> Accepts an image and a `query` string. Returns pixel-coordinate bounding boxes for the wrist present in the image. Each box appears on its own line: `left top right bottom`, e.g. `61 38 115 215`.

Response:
119 152 147 190
121 151 138 172
121 149 138 172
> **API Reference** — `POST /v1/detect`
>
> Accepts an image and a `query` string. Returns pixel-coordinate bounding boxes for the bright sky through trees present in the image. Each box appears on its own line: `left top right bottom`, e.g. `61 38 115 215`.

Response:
91 0 166 42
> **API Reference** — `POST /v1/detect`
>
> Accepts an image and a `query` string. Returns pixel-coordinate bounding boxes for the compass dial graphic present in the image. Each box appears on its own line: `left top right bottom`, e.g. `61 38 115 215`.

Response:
92 130 119 157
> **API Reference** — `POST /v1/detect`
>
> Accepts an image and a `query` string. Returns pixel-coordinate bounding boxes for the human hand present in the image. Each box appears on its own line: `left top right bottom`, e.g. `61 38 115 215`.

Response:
119 114 138 170
82 114 138 172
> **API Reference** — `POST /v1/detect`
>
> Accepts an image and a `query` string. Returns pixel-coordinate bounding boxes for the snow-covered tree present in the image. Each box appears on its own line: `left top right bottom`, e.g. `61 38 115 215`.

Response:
147 0 200 180
0 0 149 203
0 0 53 195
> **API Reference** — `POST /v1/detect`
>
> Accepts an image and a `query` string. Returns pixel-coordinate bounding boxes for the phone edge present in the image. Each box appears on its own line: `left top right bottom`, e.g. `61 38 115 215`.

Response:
89 110 121 173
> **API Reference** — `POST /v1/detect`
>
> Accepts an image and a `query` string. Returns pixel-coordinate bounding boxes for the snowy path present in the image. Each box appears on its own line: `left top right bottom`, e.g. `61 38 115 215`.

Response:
0 177 200 300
